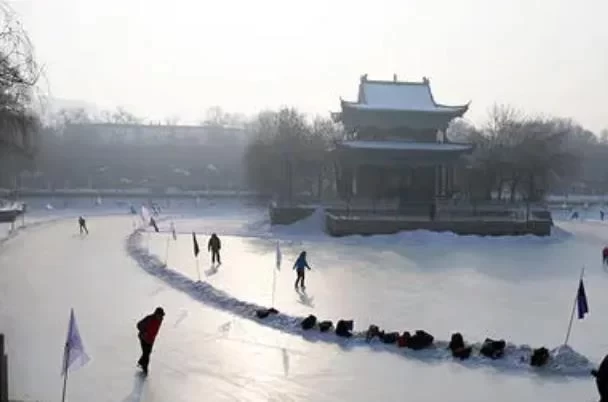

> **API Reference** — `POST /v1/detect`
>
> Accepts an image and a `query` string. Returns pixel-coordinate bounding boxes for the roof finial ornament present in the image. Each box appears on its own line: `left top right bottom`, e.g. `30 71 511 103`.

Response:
423 76 430 84
393 73 398 82
361 73 368 83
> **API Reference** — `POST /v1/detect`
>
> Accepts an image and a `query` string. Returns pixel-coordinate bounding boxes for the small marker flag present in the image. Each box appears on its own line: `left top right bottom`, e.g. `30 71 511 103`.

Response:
577 279 589 319
193 232 200 257
61 309 90 376
150 218 159 233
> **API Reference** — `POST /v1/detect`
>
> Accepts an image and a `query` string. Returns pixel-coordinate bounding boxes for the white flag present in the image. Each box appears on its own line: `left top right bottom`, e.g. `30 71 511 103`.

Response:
61 309 90 376
170 222 177 241
140 206 151 225
275 241 281 271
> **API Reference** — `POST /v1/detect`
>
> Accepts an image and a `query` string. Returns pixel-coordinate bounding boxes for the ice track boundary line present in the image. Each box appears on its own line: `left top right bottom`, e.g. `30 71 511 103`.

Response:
125 229 594 378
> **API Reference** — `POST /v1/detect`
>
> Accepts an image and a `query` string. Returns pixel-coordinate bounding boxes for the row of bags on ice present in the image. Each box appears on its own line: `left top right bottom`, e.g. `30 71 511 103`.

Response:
254 308 550 368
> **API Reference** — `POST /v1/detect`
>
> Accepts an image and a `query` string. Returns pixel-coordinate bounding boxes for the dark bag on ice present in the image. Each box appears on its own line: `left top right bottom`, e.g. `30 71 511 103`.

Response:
380 332 400 344
336 320 354 338
397 331 410 348
406 330 434 350
448 332 471 360
453 346 472 360
480 338 506 359
255 308 279 319
530 347 550 367
366 325 381 342
301 315 317 330
318 320 333 332
449 333 465 351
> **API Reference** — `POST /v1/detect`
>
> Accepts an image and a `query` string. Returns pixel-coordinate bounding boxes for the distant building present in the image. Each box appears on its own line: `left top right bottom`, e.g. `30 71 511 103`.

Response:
332 74 473 204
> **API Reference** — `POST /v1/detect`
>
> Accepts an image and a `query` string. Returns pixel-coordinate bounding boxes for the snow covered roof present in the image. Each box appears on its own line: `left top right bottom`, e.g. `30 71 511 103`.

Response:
339 140 473 152
342 75 469 113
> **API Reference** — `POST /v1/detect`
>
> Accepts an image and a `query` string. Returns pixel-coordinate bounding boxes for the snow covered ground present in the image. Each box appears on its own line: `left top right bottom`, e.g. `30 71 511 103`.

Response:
0 198 607 401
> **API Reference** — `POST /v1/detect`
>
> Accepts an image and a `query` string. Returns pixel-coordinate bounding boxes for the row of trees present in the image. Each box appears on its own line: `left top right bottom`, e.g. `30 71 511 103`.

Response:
244 108 342 202
449 106 608 202
243 104 608 204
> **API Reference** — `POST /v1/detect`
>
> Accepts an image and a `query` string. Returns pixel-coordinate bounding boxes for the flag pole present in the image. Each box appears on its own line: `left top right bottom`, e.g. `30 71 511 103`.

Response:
164 236 170 266
196 257 201 282
271 265 277 308
61 342 69 402
564 266 585 346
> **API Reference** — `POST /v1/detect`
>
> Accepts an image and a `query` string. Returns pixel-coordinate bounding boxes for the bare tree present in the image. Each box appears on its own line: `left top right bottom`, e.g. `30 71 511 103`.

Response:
460 105 580 203
0 2 41 157
203 106 246 127
99 107 141 125
244 108 340 202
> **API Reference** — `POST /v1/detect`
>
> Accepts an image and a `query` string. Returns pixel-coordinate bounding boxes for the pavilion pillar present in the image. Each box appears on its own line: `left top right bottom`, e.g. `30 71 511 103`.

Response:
352 166 358 196
434 165 441 197
441 165 447 196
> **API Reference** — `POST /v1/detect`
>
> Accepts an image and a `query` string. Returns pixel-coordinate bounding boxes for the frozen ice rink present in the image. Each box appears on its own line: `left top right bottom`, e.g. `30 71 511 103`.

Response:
0 198 606 401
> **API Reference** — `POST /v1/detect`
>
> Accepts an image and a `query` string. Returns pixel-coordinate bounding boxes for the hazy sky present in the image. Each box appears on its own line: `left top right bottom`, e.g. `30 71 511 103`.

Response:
11 0 608 131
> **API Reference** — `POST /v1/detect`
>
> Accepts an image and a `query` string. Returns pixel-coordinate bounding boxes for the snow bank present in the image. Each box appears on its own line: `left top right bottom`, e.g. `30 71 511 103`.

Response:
126 229 594 377
271 207 326 236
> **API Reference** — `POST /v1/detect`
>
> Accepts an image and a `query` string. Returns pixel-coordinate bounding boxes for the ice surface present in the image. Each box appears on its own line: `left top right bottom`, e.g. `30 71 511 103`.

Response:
130 229 594 377
0 199 606 401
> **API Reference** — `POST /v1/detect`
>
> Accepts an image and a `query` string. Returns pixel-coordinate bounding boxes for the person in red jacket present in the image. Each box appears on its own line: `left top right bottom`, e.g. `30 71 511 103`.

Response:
136 307 165 374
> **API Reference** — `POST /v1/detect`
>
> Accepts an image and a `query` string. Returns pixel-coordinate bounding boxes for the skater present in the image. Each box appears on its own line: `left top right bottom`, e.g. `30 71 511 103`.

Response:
78 216 88 235
293 251 311 289
592 353 608 402
208 233 221 264
136 307 165 375
603 246 608 265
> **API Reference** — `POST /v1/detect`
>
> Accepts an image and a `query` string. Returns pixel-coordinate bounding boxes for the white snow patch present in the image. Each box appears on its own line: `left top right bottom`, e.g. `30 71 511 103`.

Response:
126 229 593 377
271 207 326 236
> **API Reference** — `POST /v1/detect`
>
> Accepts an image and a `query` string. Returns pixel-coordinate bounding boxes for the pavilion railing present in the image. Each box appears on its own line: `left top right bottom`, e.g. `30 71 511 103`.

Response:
274 197 550 221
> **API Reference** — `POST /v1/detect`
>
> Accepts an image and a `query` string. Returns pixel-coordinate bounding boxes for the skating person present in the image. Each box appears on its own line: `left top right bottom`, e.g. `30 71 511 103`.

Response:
78 216 88 235
603 246 608 265
293 251 311 289
601 210 605 221
208 233 221 265
136 307 165 374
592 353 608 402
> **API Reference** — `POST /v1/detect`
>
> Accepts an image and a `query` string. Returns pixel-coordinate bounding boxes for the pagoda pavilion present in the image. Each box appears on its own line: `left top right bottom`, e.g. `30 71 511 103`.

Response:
332 74 473 206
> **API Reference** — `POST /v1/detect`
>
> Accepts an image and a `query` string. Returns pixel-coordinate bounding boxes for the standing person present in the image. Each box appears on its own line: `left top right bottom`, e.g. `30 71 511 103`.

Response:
208 233 221 265
293 251 311 289
592 353 608 402
78 216 88 235
136 307 165 375
603 246 608 265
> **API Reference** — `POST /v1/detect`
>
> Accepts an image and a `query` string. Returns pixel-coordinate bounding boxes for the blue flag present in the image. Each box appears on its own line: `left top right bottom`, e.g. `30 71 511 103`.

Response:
577 279 589 319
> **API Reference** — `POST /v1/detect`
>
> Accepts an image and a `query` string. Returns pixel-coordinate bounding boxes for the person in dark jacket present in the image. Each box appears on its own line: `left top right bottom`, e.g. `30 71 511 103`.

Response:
293 251 311 289
603 247 608 265
208 233 221 264
78 216 88 235
136 307 165 374
592 354 608 401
